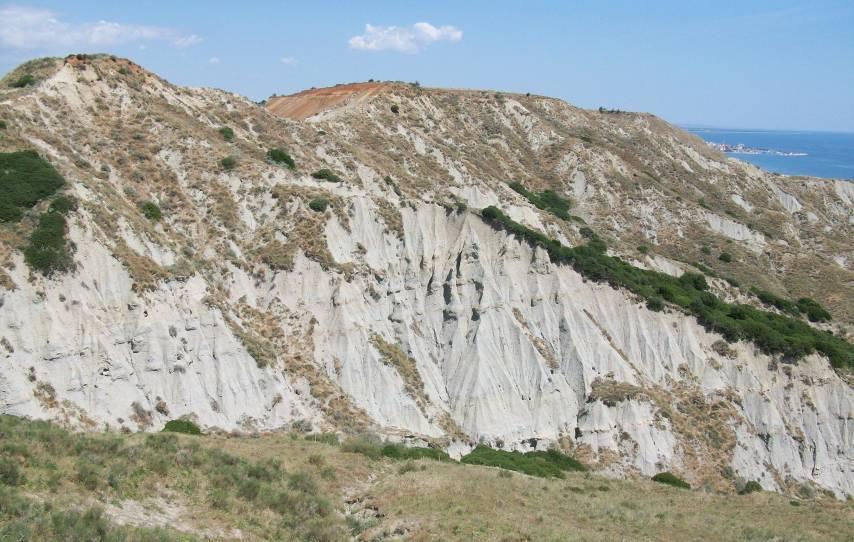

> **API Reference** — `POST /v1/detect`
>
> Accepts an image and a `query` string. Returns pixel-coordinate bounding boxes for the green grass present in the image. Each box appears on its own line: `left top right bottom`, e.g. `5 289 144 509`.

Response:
0 414 347 541
311 169 342 183
480 206 853 369
0 150 65 222
508 182 572 221
797 298 832 323
460 446 585 479
341 436 450 463
267 148 296 169
652 472 691 489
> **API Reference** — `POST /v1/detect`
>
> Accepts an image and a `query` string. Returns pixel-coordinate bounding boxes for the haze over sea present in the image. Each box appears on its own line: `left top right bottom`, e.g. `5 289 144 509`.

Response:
684 127 854 181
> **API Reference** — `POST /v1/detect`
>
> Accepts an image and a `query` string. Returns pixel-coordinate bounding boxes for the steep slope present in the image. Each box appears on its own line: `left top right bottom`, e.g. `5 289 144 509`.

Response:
0 55 852 498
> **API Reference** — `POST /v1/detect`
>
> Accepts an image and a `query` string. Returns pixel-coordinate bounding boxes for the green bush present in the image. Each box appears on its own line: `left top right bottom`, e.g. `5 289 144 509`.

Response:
461 446 584 478
10 74 36 88
220 156 237 170
739 480 763 495
390 104 400 114
0 458 23 486
218 126 235 141
719 252 733 263
479 205 854 369
637 245 649 254
509 182 572 221
162 419 202 435
381 443 450 462
267 148 296 169
797 298 831 322
139 201 162 221
24 212 73 276
304 432 339 445
308 198 329 212
0 151 65 223
0 119 7 129
48 195 77 215
311 169 342 183
652 471 690 489
341 435 384 459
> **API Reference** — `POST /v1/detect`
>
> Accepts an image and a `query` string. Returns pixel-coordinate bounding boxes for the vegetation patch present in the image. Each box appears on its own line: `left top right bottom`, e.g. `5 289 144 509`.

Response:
311 169 342 183
652 471 691 489
162 419 202 435
220 155 237 170
461 446 585 478
369 334 429 413
9 74 36 88
267 148 296 169
139 200 162 221
508 181 572 221
0 151 65 223
218 126 234 141
309 198 329 212
24 211 73 276
479 206 853 369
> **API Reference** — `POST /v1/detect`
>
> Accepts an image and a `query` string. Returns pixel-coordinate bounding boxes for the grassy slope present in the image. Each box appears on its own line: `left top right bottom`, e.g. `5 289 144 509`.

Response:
1 416 851 541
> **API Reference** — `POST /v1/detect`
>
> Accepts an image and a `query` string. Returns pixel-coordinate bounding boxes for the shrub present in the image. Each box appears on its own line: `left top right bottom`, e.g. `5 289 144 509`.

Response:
24 212 73 276
220 156 237 170
48 195 77 215
461 446 584 478
381 443 450 462
0 120 6 129
218 126 234 141
739 480 763 495
308 198 328 212
718 252 733 263
139 201 162 221
637 245 649 254
509 182 572 221
10 74 36 88
646 298 664 312
0 151 65 223
304 432 339 445
267 148 296 169
797 298 831 322
390 104 400 114
341 435 384 459
162 419 202 435
0 458 23 486
311 169 342 183
652 471 690 489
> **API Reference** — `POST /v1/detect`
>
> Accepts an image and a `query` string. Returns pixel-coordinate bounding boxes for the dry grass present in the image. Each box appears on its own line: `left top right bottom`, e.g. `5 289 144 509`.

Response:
370 333 430 414
3 414 853 541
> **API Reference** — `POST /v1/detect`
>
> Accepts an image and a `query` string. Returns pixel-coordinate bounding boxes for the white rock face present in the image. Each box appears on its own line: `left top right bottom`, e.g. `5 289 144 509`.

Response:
1 57 852 499
2 201 851 497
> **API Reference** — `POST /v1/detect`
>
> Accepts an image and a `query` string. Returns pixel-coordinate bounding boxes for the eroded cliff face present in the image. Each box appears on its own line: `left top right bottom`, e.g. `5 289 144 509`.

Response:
0 56 851 497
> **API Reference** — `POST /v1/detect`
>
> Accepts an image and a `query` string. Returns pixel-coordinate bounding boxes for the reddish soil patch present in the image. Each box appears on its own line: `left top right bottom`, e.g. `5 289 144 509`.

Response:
266 82 390 120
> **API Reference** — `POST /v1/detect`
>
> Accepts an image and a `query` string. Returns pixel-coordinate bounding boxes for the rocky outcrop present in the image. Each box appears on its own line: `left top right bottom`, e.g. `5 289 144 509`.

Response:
0 55 851 497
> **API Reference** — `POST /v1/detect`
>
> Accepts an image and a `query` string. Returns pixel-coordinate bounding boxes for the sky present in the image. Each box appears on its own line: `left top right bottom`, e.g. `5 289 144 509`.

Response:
1 1 852 132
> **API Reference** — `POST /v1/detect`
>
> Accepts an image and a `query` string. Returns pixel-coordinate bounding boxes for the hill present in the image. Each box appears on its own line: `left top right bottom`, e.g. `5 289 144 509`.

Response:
0 54 851 505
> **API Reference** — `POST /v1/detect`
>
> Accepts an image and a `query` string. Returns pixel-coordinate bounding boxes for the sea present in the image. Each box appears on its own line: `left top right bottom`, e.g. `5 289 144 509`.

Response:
683 126 854 181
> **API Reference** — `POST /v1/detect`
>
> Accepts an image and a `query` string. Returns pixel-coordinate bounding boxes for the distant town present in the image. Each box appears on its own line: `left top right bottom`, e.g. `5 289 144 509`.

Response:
707 142 807 157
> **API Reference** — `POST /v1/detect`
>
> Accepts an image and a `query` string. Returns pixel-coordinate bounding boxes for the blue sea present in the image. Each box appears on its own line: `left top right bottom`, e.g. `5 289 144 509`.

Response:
683 127 854 180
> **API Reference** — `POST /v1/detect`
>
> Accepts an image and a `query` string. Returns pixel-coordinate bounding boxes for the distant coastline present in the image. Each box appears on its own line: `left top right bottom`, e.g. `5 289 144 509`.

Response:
682 126 854 180
706 142 807 157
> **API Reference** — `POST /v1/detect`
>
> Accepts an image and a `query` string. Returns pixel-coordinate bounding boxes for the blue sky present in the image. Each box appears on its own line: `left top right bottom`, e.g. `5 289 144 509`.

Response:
1 1 852 131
